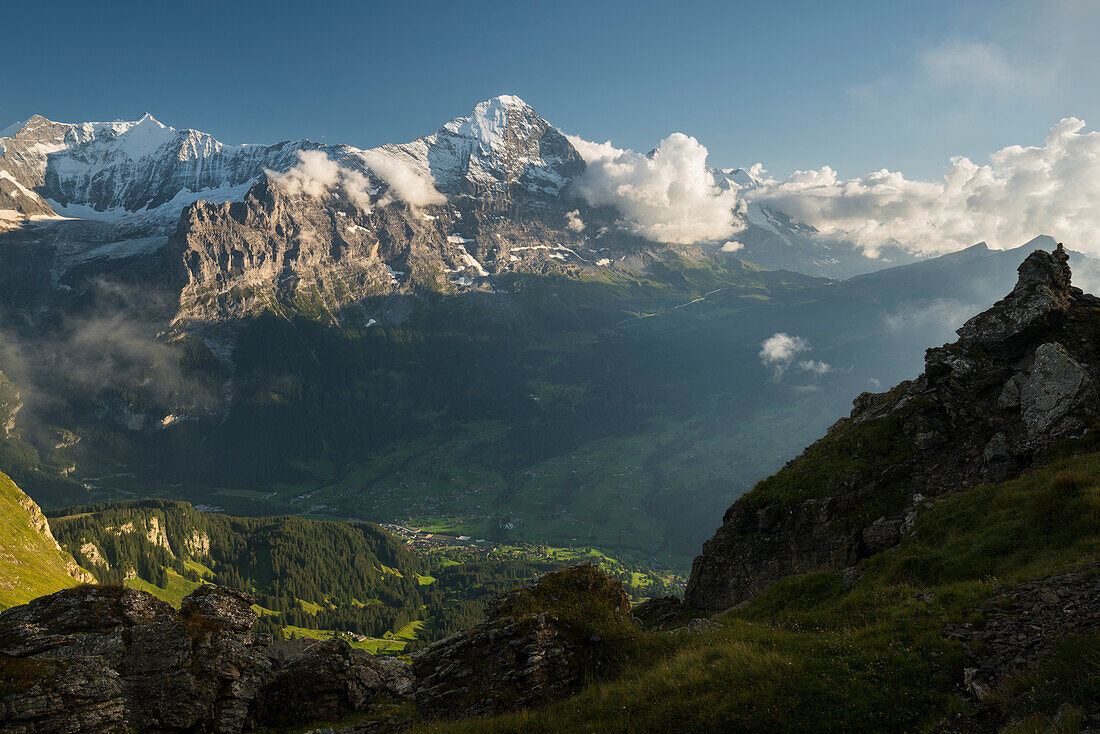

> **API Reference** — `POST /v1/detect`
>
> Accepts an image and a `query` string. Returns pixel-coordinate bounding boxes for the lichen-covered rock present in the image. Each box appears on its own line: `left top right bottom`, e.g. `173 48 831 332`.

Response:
687 245 1100 611
0 585 272 733
1019 342 1094 438
412 565 636 721
180 583 257 632
255 638 412 727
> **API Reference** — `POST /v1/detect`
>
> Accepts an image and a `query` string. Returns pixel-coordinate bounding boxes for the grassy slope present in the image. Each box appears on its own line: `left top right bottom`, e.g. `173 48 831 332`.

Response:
418 447 1100 733
125 568 202 608
0 471 82 609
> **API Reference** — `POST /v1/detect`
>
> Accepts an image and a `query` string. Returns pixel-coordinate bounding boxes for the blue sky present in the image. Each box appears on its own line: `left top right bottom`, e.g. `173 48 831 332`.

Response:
6 0 1097 178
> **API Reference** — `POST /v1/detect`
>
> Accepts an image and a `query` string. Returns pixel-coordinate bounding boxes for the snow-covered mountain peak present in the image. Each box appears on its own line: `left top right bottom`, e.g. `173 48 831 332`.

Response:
715 165 766 190
96 113 175 159
369 94 583 196
442 94 540 151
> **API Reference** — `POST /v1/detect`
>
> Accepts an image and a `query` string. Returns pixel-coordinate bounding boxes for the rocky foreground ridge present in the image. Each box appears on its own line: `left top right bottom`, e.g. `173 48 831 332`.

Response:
0 584 412 732
0 565 635 732
687 244 1100 611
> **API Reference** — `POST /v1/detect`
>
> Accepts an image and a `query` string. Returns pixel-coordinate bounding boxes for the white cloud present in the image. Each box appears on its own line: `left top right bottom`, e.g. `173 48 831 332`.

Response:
269 150 374 211
720 240 744 252
565 209 585 232
746 117 1100 256
760 333 809 376
798 360 831 375
566 133 742 245
760 332 831 378
358 150 445 207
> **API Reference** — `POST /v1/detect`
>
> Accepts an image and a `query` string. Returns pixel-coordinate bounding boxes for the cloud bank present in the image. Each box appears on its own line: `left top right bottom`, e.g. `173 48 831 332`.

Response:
748 117 1100 257
568 117 1100 258
567 133 741 245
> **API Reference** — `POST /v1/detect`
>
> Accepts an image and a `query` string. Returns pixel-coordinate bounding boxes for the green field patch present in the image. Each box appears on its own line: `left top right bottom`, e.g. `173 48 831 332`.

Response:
280 625 407 654
296 598 325 614
416 573 436 585
184 559 214 578
124 568 203 608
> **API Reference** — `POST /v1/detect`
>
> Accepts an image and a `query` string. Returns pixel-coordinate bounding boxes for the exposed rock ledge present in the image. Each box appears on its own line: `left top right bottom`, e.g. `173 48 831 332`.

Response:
0 584 412 733
686 245 1100 611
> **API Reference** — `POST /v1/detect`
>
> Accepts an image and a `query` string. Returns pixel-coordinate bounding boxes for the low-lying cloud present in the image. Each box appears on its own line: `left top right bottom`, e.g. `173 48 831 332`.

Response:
565 209 586 232
567 132 741 245
759 333 832 379
270 150 374 210
271 149 445 210
357 150 446 207
759 332 832 378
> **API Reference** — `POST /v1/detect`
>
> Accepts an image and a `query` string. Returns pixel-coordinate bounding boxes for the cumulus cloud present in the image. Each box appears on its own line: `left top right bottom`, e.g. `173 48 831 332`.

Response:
269 150 374 210
357 150 446 207
565 209 586 232
566 133 742 245
760 333 808 375
720 240 744 252
746 117 1100 256
760 333 831 378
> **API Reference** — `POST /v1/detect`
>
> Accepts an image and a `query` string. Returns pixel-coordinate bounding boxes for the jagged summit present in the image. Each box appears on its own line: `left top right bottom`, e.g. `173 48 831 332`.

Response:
954 242 1077 347
686 245 1100 611
368 94 583 197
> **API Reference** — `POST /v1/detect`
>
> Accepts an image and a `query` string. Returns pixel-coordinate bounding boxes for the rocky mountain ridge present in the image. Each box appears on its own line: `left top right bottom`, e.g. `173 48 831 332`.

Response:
0 584 413 732
0 96 874 301
0 565 631 732
686 244 1100 610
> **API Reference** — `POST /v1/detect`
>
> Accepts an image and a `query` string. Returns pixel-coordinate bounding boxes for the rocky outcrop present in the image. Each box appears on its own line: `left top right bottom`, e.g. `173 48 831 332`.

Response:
412 565 634 721
687 245 1100 611
256 638 412 727
0 585 412 733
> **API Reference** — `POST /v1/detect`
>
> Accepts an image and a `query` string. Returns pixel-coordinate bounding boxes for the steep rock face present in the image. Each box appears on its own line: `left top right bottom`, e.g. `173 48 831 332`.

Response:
686 245 1100 611
0 115 100 200
0 585 413 733
412 565 634 720
170 177 449 324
